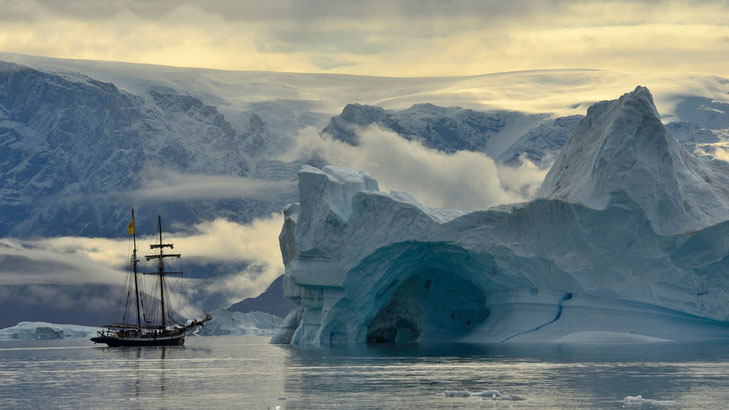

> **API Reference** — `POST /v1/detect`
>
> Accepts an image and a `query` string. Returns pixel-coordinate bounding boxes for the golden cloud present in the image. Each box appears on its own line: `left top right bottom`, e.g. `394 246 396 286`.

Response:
1 1 729 76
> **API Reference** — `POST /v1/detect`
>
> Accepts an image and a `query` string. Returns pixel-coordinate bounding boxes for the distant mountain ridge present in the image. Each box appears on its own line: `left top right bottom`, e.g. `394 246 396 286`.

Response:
321 102 547 158
498 115 584 167
227 275 295 318
0 61 293 237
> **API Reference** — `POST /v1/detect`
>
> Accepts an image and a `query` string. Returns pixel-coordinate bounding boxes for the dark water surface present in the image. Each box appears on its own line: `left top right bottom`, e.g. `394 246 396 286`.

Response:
2 336 729 408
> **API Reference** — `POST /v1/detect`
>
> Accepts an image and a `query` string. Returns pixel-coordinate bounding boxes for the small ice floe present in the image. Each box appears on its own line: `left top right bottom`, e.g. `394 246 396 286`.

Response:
623 395 673 408
440 390 524 401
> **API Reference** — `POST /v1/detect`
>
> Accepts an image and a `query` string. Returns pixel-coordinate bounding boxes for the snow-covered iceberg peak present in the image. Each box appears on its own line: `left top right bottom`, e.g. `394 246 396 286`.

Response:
298 165 379 224
539 86 729 234
294 165 379 259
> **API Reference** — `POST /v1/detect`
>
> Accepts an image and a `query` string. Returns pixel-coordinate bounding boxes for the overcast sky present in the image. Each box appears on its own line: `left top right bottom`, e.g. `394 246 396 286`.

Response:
2 0 729 76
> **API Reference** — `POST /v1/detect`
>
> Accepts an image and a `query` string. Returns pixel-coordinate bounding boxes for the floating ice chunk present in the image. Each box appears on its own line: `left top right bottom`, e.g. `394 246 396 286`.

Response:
440 390 523 401
623 395 673 408
441 390 471 397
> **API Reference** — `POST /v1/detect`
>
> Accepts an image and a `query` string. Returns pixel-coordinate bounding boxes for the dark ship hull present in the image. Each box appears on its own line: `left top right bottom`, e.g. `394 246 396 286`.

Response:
91 332 185 347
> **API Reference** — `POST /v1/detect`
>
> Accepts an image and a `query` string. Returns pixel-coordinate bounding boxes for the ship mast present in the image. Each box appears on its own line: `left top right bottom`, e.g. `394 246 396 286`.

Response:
145 215 181 330
157 216 167 328
131 209 142 335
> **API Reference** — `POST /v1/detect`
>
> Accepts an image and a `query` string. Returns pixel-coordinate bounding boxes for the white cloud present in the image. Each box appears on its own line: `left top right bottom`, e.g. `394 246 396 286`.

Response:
696 142 729 163
285 125 548 211
100 169 295 202
166 216 286 305
0 214 285 309
0 238 126 286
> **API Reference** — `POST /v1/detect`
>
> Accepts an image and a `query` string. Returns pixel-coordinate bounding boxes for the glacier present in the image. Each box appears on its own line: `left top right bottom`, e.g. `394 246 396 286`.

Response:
273 87 729 345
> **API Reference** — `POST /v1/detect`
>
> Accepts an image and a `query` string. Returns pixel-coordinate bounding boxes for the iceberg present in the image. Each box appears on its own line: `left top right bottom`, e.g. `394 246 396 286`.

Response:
539 86 729 235
440 390 524 401
272 87 729 345
0 322 100 340
196 309 283 336
623 395 673 408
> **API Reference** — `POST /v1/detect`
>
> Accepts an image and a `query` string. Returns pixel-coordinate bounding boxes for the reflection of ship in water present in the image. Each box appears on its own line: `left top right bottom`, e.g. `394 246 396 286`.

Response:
127 346 168 404
91 210 211 347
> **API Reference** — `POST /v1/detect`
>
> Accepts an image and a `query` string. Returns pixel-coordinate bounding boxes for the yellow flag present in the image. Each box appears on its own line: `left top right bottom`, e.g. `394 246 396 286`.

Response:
127 217 135 235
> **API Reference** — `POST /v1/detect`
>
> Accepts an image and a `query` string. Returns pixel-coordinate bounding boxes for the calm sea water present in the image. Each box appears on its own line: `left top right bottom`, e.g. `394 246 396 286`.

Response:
2 336 729 409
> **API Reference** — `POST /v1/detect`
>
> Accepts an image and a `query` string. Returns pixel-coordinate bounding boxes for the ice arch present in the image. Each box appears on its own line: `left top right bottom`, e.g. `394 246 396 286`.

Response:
322 242 495 344
271 164 729 345
365 269 488 344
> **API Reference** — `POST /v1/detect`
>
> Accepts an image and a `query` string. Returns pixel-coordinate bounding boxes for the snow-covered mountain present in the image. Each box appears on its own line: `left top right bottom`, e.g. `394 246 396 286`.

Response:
674 96 729 131
665 121 720 145
498 115 583 167
664 121 721 156
0 61 302 238
227 275 295 318
273 87 729 345
322 103 545 157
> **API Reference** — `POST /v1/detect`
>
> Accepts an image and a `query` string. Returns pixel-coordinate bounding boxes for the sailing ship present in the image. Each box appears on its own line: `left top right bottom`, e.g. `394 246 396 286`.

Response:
91 210 211 347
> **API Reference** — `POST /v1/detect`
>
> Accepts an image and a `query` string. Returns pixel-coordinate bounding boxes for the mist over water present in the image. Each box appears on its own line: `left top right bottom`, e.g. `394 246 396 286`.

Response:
3 336 729 409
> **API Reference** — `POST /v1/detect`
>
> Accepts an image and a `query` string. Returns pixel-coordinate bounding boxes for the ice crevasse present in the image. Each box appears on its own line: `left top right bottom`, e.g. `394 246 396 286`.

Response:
272 87 729 345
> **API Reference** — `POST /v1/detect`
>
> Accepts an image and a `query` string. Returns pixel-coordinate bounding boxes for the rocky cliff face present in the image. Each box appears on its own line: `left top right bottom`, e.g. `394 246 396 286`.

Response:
0 62 286 237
